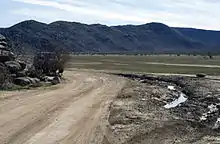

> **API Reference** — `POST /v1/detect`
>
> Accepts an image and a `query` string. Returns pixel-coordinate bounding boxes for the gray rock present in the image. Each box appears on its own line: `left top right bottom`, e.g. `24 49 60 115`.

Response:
4 61 22 73
14 77 40 86
27 77 36 84
0 41 7 47
45 76 54 82
0 34 6 41
51 76 61 85
45 76 61 85
14 77 31 86
26 77 40 85
0 44 6 49
196 73 206 78
33 78 40 83
18 61 26 70
16 70 27 77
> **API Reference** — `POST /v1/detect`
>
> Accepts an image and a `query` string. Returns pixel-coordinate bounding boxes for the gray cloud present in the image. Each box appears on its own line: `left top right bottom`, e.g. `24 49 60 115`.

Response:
11 0 220 30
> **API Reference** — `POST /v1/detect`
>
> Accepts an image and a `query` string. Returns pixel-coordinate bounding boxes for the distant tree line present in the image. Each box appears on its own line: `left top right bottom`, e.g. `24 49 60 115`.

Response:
71 51 219 58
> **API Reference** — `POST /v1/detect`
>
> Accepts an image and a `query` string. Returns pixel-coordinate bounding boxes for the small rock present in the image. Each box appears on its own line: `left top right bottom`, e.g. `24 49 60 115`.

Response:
196 73 206 78
45 76 55 82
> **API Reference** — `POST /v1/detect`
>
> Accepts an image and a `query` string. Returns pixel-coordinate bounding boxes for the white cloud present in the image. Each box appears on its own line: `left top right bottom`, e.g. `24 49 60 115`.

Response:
11 0 220 30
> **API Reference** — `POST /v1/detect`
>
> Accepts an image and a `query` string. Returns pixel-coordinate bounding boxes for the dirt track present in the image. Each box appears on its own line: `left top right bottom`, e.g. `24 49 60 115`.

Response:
0 71 126 144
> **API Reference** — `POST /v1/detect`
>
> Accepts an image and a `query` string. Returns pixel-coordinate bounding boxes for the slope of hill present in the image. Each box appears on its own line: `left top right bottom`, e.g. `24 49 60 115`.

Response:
0 20 219 53
176 28 220 46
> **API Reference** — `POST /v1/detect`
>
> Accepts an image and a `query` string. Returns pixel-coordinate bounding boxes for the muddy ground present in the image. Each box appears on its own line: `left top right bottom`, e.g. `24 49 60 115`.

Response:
103 74 220 144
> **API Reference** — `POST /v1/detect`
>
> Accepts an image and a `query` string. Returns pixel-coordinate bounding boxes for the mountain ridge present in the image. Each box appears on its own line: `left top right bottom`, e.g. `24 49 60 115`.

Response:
0 20 219 53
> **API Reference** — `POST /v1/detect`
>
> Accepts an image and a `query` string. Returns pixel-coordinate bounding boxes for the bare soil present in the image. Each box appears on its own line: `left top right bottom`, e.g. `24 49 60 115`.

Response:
103 74 220 144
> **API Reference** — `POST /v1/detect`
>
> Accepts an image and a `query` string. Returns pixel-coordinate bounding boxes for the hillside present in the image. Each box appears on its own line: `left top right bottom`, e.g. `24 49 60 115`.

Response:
0 20 220 53
176 28 220 46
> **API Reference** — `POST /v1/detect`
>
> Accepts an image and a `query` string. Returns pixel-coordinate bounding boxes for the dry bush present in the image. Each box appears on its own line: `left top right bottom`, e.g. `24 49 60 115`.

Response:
33 50 71 76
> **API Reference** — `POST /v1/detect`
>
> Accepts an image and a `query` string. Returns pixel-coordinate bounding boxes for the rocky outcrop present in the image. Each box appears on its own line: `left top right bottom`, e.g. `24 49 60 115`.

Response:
0 34 63 89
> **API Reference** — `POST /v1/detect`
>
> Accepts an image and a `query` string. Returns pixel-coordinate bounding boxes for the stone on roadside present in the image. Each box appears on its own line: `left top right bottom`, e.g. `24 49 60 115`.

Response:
196 73 206 78
14 77 31 86
51 76 61 85
14 77 40 86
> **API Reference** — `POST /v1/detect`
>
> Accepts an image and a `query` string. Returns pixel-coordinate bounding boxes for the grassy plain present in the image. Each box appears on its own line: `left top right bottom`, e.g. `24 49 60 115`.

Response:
66 55 220 74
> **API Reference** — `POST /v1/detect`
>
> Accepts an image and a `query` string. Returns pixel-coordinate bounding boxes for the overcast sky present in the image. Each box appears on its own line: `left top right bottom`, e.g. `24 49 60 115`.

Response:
0 0 220 30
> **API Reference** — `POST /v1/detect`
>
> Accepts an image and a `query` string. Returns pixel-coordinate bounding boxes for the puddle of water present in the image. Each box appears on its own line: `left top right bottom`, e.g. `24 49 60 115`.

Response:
168 86 175 91
164 93 187 109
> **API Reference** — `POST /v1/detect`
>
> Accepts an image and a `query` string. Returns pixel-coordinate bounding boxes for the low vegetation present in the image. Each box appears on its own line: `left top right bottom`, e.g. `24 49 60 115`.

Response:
67 55 220 75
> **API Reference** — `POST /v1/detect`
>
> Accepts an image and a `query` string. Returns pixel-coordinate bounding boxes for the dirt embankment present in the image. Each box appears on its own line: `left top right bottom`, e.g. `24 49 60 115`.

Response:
103 74 220 144
0 71 126 144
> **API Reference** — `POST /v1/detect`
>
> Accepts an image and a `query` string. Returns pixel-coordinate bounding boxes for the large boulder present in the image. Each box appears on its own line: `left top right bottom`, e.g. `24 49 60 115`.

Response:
4 61 22 73
14 77 40 86
14 77 31 86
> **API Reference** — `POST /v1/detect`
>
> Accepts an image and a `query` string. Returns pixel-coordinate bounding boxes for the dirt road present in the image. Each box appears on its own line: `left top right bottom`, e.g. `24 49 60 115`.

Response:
0 71 126 144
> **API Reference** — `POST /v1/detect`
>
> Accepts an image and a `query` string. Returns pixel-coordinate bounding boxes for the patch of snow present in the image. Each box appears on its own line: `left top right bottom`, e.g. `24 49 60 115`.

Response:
168 85 175 91
164 93 187 109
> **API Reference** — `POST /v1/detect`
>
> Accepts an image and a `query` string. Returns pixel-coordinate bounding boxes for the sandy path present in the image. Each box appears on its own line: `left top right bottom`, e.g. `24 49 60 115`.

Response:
0 71 126 144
